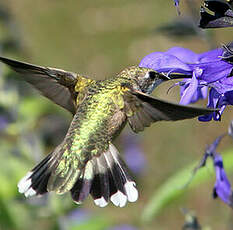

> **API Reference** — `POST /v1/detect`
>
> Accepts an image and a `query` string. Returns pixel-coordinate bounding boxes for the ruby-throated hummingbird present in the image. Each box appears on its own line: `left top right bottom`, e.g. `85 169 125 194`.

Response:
0 57 214 207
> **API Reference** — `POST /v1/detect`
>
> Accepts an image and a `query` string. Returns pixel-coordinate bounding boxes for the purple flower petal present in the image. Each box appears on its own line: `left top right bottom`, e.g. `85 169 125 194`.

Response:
180 72 198 105
224 90 233 104
166 47 199 63
190 85 208 103
213 154 233 207
198 88 222 121
139 52 191 72
198 48 223 62
212 77 233 94
199 88 233 121
188 61 232 82
195 135 233 208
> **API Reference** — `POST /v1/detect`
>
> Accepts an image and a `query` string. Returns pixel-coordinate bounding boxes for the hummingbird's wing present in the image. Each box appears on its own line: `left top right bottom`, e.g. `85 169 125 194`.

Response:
123 89 217 133
0 56 94 114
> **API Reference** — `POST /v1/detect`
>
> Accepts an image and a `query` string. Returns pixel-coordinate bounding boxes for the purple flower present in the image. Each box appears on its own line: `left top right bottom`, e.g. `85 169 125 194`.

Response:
139 45 233 121
0 115 9 131
212 153 233 207
194 135 233 208
198 88 231 121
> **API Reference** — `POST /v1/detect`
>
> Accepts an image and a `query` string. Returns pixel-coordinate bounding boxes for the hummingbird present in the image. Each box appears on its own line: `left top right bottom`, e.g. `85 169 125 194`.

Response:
0 56 215 207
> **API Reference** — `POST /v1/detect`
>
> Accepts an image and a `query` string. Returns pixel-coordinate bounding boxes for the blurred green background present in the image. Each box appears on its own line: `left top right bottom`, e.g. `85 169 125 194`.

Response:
0 0 232 229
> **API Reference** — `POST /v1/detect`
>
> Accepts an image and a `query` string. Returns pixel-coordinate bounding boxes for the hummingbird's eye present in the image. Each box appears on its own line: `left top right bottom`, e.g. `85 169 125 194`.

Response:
148 71 156 80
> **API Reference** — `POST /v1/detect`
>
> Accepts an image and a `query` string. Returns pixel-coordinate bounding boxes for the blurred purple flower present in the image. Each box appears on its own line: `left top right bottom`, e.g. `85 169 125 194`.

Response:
122 133 146 175
212 153 233 207
59 208 90 230
0 115 8 131
139 44 233 121
66 208 90 222
108 224 138 230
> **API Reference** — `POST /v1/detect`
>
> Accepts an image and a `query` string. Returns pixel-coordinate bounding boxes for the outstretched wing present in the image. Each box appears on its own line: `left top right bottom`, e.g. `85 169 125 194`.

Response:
0 57 94 115
122 88 217 133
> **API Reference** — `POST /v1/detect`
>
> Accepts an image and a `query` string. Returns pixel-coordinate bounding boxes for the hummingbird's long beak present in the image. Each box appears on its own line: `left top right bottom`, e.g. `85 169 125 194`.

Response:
159 72 192 80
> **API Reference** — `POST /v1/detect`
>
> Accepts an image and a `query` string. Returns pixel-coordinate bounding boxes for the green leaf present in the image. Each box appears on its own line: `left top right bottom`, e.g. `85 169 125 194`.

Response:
141 149 233 222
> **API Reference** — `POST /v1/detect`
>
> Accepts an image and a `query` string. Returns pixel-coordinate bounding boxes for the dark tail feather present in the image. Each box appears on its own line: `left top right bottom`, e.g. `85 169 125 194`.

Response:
88 143 138 207
17 143 79 197
70 160 94 204
17 153 53 197
88 157 110 207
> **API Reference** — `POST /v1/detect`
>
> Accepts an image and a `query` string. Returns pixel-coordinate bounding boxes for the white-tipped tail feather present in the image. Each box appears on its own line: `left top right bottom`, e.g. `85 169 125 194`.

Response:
124 181 138 202
24 187 37 197
94 197 108 207
90 143 139 208
17 171 36 197
110 190 127 207
17 143 139 207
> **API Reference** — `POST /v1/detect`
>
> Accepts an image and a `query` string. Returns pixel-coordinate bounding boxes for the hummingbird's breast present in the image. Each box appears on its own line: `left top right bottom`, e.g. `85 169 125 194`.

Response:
64 79 127 164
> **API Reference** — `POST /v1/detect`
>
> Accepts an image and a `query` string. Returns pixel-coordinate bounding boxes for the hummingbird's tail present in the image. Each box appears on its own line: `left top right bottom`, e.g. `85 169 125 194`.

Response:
17 143 138 207
72 143 138 207
17 152 53 197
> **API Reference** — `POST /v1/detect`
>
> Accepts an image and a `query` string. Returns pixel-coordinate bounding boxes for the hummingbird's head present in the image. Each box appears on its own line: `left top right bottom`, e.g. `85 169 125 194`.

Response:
119 66 170 94
119 66 191 94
